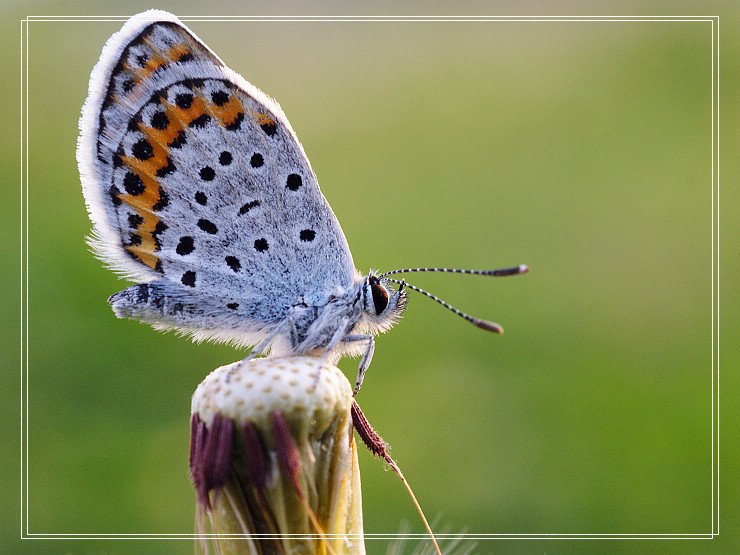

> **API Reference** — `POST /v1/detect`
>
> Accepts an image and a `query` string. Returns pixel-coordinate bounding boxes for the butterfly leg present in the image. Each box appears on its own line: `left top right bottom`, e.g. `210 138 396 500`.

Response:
226 318 295 382
225 320 293 382
341 334 375 396
244 323 285 361
310 318 351 389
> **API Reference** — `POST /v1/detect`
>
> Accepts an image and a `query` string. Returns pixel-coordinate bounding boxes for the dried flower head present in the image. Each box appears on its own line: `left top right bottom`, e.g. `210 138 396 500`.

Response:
190 356 362 554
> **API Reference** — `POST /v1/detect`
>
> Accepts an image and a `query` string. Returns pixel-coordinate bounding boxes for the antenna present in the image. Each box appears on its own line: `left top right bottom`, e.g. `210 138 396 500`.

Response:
382 264 529 333
380 265 529 278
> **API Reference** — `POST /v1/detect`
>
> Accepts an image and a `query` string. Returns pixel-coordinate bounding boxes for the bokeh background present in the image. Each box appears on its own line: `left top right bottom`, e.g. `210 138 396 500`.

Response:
4 1 737 553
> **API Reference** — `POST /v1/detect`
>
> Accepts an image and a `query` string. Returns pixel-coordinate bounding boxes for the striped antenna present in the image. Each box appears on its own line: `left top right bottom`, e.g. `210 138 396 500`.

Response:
380 265 529 278
381 264 529 334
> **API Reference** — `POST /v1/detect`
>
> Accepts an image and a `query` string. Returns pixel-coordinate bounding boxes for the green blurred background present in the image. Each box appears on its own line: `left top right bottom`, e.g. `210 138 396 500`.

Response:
4 1 737 553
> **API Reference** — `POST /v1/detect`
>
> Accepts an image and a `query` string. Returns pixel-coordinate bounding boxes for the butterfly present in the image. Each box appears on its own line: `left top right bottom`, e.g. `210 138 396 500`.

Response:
77 10 527 395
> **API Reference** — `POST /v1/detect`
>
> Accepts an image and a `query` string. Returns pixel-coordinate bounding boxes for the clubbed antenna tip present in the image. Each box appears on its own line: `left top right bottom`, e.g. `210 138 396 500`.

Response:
471 318 504 334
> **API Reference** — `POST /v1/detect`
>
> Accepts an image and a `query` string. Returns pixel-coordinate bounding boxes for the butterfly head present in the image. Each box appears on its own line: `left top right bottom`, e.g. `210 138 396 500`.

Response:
358 273 407 333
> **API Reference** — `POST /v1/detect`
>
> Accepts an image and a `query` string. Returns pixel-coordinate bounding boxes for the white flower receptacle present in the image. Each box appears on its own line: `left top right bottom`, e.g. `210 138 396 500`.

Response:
191 356 364 554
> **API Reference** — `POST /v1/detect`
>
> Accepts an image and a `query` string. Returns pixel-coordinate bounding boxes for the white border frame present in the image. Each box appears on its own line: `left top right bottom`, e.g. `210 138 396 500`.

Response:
19 13 720 543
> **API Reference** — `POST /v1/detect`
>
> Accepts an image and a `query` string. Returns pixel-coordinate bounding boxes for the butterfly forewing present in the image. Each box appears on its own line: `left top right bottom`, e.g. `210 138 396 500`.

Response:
79 12 357 339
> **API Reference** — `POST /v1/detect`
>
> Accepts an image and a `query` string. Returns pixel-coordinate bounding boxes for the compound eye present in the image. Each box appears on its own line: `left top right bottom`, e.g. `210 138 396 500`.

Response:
370 282 389 315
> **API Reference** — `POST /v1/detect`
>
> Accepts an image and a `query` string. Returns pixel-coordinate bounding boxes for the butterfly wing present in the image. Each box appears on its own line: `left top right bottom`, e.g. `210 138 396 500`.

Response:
78 10 357 347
